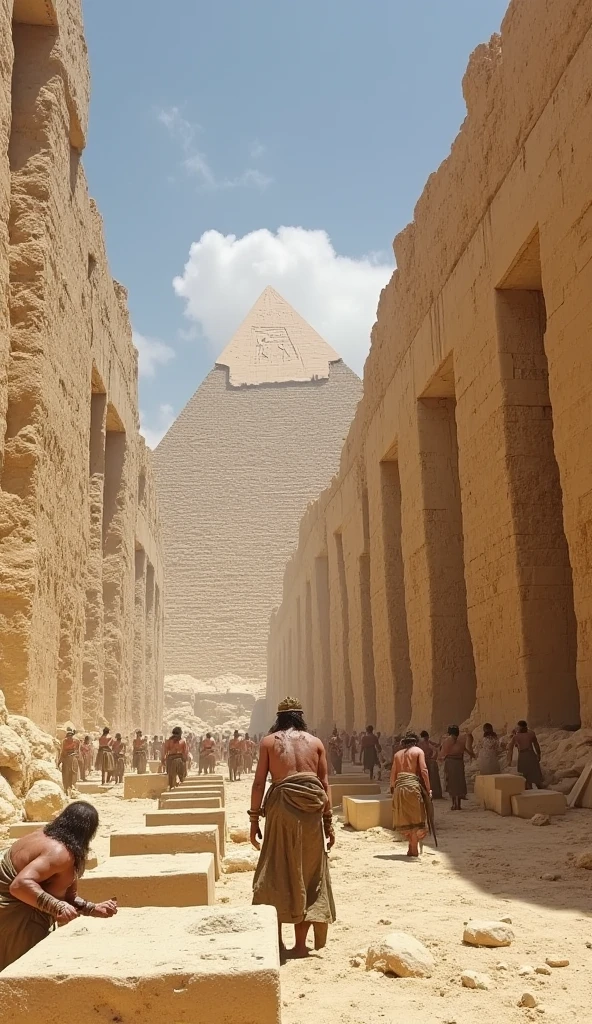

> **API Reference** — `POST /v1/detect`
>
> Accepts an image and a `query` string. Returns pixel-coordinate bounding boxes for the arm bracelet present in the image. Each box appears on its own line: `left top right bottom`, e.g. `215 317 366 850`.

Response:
248 808 261 819
36 891 69 918
73 896 96 916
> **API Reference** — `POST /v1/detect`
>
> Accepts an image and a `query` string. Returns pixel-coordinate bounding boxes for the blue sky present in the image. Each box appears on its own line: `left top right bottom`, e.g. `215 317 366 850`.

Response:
82 0 508 446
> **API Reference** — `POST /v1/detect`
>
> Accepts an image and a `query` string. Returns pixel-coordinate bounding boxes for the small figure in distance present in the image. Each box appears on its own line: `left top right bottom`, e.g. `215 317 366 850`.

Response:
507 720 544 789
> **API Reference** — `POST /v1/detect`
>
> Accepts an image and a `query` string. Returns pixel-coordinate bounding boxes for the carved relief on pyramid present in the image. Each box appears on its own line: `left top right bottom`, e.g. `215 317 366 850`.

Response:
216 286 341 386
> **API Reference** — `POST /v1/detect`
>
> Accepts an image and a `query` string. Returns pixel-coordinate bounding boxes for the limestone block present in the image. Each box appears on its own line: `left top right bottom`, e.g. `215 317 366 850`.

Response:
510 791 567 818
329 773 366 785
343 795 393 830
145 808 227 856
0 906 281 1024
75 782 113 795
474 773 526 815
110 825 220 878
182 775 224 784
24 781 67 821
463 920 514 947
158 795 222 811
167 786 225 805
9 821 47 838
366 931 434 977
123 773 169 800
330 782 381 807
147 760 161 773
77 853 215 907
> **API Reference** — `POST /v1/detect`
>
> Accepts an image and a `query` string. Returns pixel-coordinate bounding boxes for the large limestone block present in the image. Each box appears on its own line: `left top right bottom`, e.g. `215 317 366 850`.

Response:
146 808 227 856
24 781 67 822
330 782 381 808
329 773 367 785
343 795 393 830
182 774 224 784
511 791 567 818
77 853 215 907
158 795 222 811
474 773 526 815
9 821 48 838
123 773 169 800
0 906 281 1024
110 825 221 878
167 786 225 805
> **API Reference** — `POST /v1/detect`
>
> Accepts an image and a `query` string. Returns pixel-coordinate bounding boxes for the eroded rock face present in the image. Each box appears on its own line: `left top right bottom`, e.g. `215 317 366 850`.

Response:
366 932 434 978
463 920 514 948
24 781 67 823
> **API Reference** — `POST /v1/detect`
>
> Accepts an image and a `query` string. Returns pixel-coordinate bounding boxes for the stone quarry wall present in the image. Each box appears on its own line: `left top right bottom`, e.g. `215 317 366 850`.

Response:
268 0 592 736
0 0 164 735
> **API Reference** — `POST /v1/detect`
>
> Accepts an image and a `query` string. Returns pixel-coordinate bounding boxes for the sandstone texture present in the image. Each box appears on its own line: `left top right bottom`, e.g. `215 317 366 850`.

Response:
0 0 164 740
0 906 282 1024
23 780 66 822
461 970 492 990
77 852 216 908
266 0 592 736
164 673 262 737
154 287 361 682
463 920 514 948
366 931 434 978
109 824 221 878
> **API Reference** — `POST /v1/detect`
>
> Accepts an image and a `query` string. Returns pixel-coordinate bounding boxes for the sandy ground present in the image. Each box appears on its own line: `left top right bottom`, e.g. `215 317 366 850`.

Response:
6 768 592 1023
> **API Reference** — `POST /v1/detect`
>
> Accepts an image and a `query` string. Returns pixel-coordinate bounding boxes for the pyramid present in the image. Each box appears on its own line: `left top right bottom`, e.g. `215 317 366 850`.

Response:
153 287 362 682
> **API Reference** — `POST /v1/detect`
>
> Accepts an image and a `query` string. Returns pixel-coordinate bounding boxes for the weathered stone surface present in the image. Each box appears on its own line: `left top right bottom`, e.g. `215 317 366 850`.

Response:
461 970 492 990
145 807 226 856
343 795 393 830
366 931 434 977
158 795 222 811
463 920 514 948
123 774 168 800
9 821 47 838
0 1 164 739
77 853 215 907
330 782 381 808
109 825 220 879
511 792 567 819
575 850 592 869
545 956 569 968
531 814 551 827
24 780 67 822
222 849 259 873
0 906 281 1024
266 0 592 736
519 992 538 1008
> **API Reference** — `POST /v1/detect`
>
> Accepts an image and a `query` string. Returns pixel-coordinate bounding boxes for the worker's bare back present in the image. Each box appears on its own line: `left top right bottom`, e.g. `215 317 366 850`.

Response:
259 729 328 785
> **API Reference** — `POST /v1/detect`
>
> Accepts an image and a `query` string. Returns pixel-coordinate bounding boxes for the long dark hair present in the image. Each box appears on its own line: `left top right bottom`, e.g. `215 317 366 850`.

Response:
269 710 309 733
44 801 98 873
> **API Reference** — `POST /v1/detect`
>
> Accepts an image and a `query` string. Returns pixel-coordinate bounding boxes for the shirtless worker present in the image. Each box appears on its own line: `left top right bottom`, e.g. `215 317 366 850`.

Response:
111 733 126 784
419 730 443 799
250 696 336 959
507 720 544 789
58 728 80 796
0 801 117 971
161 727 189 789
228 730 243 782
439 725 475 810
132 730 148 775
200 732 217 774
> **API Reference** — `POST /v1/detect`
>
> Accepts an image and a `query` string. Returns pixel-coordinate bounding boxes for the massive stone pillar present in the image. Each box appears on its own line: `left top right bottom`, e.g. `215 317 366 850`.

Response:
399 391 476 732
102 419 133 726
311 555 332 731
144 562 156 732
132 547 147 729
0 0 12 471
328 531 354 730
82 385 107 729
365 453 413 733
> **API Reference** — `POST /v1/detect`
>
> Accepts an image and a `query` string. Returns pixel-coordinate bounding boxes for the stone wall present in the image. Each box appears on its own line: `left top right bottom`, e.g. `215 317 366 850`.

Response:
268 0 592 736
0 0 164 735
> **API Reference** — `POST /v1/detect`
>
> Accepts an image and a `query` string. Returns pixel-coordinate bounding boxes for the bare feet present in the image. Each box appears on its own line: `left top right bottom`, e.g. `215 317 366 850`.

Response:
313 923 328 949
288 945 310 959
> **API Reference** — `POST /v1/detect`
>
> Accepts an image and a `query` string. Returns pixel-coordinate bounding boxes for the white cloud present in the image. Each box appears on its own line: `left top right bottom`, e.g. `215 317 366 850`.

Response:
140 403 175 450
133 329 175 378
173 227 393 375
157 106 272 192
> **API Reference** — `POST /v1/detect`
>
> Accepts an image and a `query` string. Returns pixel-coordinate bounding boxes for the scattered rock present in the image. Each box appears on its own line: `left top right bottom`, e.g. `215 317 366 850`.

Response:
531 814 551 826
575 851 592 870
540 873 561 881
500 917 513 924
495 961 509 971
519 992 538 1008
350 956 363 968
378 918 392 926
24 780 67 822
550 778 576 795
518 966 535 977
535 966 551 976
221 849 259 873
545 956 569 968
366 932 434 978
228 826 250 844
461 970 492 990
463 920 514 948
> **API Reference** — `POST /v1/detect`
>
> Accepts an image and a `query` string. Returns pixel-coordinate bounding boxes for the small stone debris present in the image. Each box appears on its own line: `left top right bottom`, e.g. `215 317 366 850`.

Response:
461 970 492 990
518 965 535 977
545 956 569 968
531 814 551 826
519 992 538 1008
463 920 514 948
500 917 513 924
575 851 592 870
495 961 509 971
540 872 561 881
535 965 551 976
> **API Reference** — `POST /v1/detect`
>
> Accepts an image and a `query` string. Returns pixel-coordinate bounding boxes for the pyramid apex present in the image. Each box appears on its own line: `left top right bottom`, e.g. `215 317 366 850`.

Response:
216 287 341 387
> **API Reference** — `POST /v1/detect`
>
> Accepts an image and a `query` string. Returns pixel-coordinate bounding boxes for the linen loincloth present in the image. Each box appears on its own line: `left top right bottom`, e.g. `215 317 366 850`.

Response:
392 772 428 837
517 748 543 787
95 747 115 773
252 772 336 926
444 756 467 799
0 850 53 972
